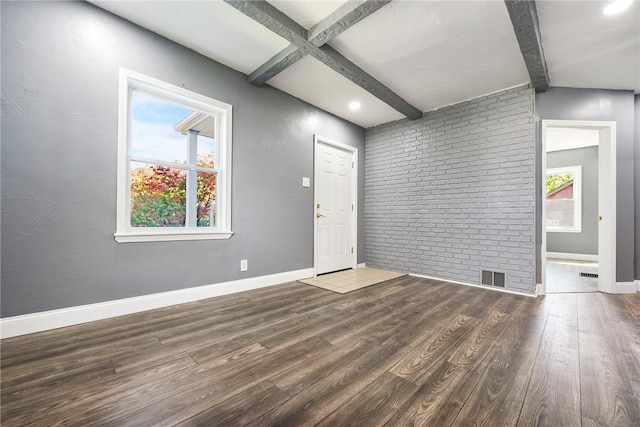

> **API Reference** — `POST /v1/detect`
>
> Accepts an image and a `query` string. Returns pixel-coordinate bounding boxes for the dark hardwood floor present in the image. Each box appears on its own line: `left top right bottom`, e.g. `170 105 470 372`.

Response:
2 276 639 426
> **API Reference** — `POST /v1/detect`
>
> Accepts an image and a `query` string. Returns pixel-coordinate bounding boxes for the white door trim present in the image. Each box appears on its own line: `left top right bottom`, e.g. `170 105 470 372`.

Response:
540 119 617 295
313 134 358 277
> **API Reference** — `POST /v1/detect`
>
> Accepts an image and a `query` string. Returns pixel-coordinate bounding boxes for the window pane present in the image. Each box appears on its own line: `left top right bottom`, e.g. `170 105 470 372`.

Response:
130 161 186 227
117 70 233 241
546 172 574 196
546 168 578 230
546 199 575 228
197 132 215 168
197 171 216 227
130 91 191 164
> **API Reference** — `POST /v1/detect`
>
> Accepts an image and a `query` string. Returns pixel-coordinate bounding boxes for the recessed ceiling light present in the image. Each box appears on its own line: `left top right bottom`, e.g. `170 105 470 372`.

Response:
348 101 361 111
603 0 632 15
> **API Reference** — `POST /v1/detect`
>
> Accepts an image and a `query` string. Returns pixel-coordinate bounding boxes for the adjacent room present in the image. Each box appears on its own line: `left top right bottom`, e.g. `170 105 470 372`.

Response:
544 126 601 293
2 0 639 425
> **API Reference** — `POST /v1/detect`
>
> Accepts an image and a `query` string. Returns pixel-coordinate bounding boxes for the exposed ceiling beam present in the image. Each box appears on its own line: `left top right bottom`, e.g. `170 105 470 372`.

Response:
226 0 308 44
308 0 391 47
248 45 306 85
225 0 422 120
249 0 391 85
504 0 550 91
315 44 424 120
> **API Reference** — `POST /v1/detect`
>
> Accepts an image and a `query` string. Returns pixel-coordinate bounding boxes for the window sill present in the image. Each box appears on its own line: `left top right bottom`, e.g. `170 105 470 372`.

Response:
114 230 233 243
546 228 582 234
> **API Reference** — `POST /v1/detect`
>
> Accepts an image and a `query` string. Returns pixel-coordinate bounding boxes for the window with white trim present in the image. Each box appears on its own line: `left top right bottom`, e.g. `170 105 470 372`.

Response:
115 69 232 242
546 166 582 233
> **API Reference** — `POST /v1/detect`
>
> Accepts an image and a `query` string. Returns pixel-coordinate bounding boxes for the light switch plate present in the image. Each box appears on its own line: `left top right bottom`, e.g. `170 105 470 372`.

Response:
302 177 310 187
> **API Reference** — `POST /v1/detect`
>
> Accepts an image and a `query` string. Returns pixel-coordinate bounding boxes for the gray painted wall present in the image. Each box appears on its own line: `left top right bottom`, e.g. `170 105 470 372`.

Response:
535 88 636 283
365 86 536 294
635 94 640 281
1 1 365 317
546 146 598 255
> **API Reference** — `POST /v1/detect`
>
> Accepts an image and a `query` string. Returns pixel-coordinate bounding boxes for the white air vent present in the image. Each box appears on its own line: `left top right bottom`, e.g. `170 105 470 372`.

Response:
480 270 506 288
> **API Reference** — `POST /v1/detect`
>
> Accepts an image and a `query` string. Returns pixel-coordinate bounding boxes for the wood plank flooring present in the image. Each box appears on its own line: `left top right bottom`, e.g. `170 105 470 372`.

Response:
1 276 639 426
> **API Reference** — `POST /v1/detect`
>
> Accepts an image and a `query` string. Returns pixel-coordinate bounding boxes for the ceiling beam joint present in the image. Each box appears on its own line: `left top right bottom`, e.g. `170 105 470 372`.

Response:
225 0 422 120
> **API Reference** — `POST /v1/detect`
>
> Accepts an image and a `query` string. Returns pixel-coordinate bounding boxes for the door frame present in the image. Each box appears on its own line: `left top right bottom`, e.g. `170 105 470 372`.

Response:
313 134 358 277
540 119 616 294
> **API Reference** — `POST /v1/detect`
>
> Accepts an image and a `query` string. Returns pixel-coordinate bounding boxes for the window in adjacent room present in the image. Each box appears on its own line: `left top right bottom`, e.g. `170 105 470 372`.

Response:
115 68 232 242
546 165 582 232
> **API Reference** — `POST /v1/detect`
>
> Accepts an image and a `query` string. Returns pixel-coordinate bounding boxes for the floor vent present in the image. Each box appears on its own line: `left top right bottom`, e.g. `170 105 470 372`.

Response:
481 270 506 288
579 272 598 278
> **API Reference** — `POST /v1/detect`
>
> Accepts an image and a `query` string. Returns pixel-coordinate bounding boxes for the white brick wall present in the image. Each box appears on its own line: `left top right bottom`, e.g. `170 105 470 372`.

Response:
365 86 536 294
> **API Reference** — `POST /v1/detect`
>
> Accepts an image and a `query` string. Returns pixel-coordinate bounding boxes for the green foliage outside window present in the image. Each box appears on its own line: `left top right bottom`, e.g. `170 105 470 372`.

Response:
546 172 573 194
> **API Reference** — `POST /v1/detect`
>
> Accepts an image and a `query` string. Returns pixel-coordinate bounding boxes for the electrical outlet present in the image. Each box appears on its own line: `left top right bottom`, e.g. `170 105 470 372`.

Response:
240 259 248 272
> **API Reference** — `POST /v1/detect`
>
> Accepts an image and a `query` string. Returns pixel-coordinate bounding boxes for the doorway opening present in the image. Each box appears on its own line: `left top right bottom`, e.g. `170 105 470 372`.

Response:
313 135 358 276
541 120 616 294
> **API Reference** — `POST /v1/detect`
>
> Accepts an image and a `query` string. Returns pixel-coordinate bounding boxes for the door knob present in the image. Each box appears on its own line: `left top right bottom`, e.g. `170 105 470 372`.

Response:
316 213 325 218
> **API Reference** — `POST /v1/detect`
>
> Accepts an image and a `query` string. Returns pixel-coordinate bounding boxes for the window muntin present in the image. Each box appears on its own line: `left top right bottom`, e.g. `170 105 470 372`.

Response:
546 166 582 233
115 69 232 242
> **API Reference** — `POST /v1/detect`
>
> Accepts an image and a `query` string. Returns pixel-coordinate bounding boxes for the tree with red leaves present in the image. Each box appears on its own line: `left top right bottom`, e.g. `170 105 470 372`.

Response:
130 154 215 227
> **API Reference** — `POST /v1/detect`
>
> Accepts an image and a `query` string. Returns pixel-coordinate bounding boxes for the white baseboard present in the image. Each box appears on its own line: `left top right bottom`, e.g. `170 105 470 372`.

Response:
613 281 638 294
409 273 536 297
539 281 638 294
0 268 313 339
357 263 366 269
546 252 598 262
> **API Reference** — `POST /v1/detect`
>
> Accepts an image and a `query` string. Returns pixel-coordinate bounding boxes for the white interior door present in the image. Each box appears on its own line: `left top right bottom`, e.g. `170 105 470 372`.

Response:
597 125 616 293
314 138 356 275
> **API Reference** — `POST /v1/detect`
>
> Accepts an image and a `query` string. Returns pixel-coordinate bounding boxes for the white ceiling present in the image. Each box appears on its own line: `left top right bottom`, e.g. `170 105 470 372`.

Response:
328 0 529 113
537 0 640 93
91 0 640 128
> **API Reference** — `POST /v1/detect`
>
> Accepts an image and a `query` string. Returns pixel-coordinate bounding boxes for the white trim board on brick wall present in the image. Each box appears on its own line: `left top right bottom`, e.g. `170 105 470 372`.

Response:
410 273 536 298
0 268 313 339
